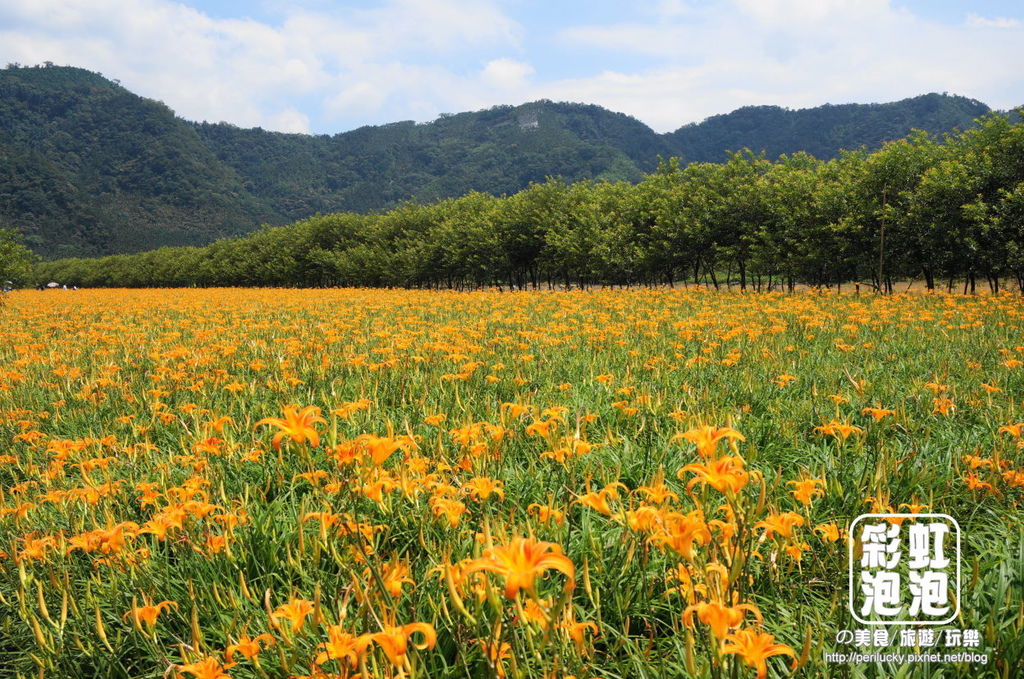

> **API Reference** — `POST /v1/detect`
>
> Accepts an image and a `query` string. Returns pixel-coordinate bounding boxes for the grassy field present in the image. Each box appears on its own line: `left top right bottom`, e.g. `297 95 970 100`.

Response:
0 288 1022 679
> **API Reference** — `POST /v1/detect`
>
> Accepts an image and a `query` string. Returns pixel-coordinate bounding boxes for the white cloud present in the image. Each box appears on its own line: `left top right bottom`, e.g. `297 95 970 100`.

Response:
364 0 521 52
0 0 1020 137
966 13 1022 29
651 0 700 18
0 0 521 132
481 58 534 90
323 62 486 121
732 0 895 26
267 108 311 134
551 0 1024 131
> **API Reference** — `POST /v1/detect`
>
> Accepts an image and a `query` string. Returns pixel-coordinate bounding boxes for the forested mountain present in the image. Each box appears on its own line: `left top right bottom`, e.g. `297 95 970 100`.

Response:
194 102 653 220
0 65 281 257
0 64 997 257
35 111 1024 294
669 94 991 162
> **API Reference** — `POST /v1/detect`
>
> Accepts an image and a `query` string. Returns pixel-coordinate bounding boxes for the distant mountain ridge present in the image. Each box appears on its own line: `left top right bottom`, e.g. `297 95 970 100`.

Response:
0 64 997 257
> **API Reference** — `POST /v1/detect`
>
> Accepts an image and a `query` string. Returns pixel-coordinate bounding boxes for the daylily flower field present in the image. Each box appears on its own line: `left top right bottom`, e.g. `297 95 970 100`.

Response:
0 287 1022 679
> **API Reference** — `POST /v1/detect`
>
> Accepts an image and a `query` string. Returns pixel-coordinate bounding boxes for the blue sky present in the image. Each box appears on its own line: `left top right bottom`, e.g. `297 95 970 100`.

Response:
1 0 1021 134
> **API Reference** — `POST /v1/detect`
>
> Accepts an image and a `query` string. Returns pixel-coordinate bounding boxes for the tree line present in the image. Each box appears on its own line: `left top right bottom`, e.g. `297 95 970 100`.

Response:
27 110 1024 293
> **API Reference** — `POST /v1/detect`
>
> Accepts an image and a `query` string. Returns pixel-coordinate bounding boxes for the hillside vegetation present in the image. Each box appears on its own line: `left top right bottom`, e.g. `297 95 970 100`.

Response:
0 64 993 256
0 65 279 257
34 110 1024 293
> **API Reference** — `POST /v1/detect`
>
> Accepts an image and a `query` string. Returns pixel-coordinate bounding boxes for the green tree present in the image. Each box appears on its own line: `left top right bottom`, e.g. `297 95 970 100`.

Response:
0 227 38 287
846 131 942 291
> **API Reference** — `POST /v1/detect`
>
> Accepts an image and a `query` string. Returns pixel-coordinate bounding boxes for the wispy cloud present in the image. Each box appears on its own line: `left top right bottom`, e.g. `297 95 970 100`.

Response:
0 0 1020 134
481 58 535 90
549 0 1023 131
966 13 1022 29
0 0 523 133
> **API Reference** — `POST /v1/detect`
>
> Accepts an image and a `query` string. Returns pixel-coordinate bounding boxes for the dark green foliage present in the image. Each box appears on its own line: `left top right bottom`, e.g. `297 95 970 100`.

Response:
669 94 990 162
193 101 648 220
33 109 1024 293
0 64 282 256
0 65 1002 257
0 226 37 285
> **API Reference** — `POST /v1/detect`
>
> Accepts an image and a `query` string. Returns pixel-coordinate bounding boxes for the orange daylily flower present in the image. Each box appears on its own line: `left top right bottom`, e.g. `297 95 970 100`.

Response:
528 502 566 526
665 564 707 603
517 597 553 627
270 597 316 633
574 490 615 516
684 599 763 639
861 407 896 422
814 522 841 542
464 536 575 599
573 481 626 516
424 413 447 427
624 505 665 533
226 632 276 662
562 619 599 654
18 535 56 563
1003 470 1024 488
649 510 711 561
672 425 745 459
462 476 505 501
356 433 411 466
679 456 750 495
500 402 533 419
754 512 805 539
788 478 825 506
430 496 468 527
123 599 177 628
964 472 996 494
176 657 236 679
773 374 797 387
331 398 371 420
365 623 436 667
525 418 559 438
635 470 680 504
720 628 797 679
256 405 325 449
962 454 993 470
997 423 1024 438
205 416 234 433
314 625 369 667
813 420 863 440
372 558 416 598
478 638 513 677
784 541 810 562
932 397 955 416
